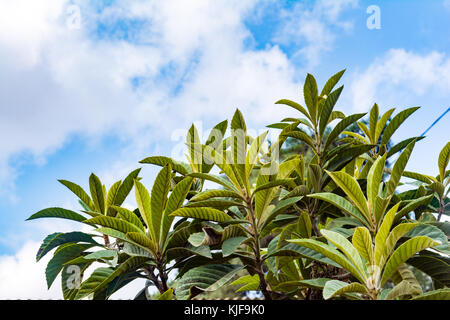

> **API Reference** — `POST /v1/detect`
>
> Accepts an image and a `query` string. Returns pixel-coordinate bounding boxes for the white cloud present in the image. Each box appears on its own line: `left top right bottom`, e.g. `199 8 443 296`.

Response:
0 0 303 199
350 49 450 112
0 240 152 299
273 0 358 68
0 241 62 299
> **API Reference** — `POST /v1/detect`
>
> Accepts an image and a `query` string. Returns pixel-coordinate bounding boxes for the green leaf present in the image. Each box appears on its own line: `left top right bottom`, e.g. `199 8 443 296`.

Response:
352 227 374 266
157 288 174 300
134 180 153 235
261 196 303 231
76 256 147 299
411 288 450 300
245 131 268 180
46 243 95 289
367 155 386 222
274 278 332 292
84 216 144 235
187 172 236 191
84 250 117 261
74 267 114 299
222 237 247 257
380 236 440 286
322 229 366 277
319 86 344 136
394 194 434 223
139 156 189 175
386 140 416 196
170 207 231 222
58 180 95 211
37 232 97 262
374 108 395 144
112 206 145 232
380 107 420 146
323 280 367 300
253 178 295 194
89 173 105 214
281 130 316 150
368 103 379 142
438 141 450 181
275 99 311 121
324 113 366 149
162 177 194 243
105 181 121 216
151 165 172 243
304 73 318 124
27 207 87 223
387 137 425 158
287 238 365 283
320 69 345 97
308 193 368 227
296 210 312 238
175 264 244 300
113 168 141 207
374 203 400 267
385 280 421 300
326 170 370 222
407 251 450 287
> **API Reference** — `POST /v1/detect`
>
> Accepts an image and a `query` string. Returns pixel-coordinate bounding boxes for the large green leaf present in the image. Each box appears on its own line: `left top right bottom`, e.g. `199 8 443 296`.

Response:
323 280 367 300
321 229 366 277
75 256 147 299
287 238 365 283
111 168 141 211
187 172 236 191
325 171 371 222
374 203 400 267
320 69 345 97
170 207 231 222
319 86 343 136
175 264 244 300
89 173 105 214
366 155 386 223
324 113 366 149
308 193 368 226
139 156 189 175
380 107 420 146
303 73 318 124
386 141 415 196
245 131 268 180
27 207 87 223
191 189 242 202
438 141 450 181
407 251 450 287
84 216 144 235
105 181 121 217
134 180 153 235
380 236 440 286
161 177 194 243
151 165 172 243
58 180 95 211
411 288 450 300
46 243 95 289
275 99 311 121
111 206 145 232
352 227 374 266
222 237 247 257
37 232 97 262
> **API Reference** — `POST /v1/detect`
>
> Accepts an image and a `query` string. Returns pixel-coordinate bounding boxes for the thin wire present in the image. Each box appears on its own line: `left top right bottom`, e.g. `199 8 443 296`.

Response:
420 107 450 137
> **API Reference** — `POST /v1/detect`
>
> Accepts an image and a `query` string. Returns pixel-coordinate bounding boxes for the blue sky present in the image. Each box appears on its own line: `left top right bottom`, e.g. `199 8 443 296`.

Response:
0 0 449 298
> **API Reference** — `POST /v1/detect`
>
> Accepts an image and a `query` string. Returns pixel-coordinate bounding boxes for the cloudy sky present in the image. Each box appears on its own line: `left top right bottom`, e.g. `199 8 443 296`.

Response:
1 0 450 299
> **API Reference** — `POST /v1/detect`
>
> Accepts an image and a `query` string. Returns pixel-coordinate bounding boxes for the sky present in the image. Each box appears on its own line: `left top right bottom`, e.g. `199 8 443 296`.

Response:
0 0 450 299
